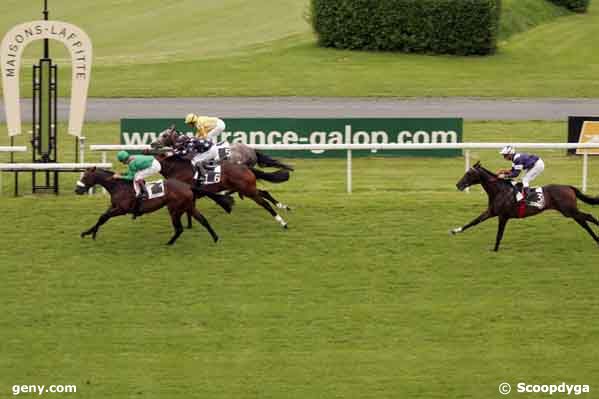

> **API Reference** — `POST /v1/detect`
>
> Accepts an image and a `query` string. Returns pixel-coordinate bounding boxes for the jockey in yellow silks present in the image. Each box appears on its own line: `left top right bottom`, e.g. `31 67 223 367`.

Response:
184 113 226 142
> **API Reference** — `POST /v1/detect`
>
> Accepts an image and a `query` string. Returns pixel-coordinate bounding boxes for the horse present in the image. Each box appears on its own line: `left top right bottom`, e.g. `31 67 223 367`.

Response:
151 126 294 171
451 161 599 251
74 167 219 245
156 153 292 229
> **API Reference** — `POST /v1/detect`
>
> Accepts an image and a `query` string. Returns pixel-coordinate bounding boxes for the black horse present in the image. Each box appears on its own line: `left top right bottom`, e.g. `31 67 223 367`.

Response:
75 168 219 245
452 162 599 251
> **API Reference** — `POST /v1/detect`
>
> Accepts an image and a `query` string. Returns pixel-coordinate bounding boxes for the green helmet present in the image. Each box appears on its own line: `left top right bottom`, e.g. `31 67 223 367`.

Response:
117 150 130 162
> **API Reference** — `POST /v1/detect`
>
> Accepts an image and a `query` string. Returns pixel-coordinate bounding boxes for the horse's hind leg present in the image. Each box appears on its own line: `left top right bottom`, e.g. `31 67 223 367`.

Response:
573 214 599 245
167 211 185 245
251 195 288 228
187 211 193 229
259 189 291 211
192 208 219 243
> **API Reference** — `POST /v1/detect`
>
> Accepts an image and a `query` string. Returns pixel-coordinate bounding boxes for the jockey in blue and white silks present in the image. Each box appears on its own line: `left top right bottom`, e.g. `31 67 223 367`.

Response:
498 145 545 200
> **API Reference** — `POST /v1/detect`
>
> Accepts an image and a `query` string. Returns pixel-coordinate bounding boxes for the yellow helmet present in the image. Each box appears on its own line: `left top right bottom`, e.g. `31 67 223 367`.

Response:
184 113 198 125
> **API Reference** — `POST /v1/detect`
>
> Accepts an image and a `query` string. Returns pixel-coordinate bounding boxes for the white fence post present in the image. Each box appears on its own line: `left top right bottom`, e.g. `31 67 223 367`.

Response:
464 150 471 193
347 149 352 194
101 151 107 195
582 152 589 193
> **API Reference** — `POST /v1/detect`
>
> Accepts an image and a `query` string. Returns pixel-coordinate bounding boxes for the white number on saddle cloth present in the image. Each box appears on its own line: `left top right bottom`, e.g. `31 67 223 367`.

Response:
528 187 545 209
215 142 231 162
146 180 167 199
203 165 222 185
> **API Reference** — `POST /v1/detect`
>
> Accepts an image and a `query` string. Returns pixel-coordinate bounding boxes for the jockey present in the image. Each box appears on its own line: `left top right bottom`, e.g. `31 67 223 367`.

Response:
114 150 162 214
184 113 226 142
185 137 220 183
497 145 545 201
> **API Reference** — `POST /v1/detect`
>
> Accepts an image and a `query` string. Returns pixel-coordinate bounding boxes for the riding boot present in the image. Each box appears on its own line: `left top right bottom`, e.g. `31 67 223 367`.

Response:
194 163 207 186
132 189 147 219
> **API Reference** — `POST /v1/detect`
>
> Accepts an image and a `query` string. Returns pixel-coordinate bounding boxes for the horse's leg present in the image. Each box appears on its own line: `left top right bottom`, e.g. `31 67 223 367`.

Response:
191 208 219 243
167 210 185 245
186 194 195 229
259 189 291 211
573 213 599 244
251 195 288 228
493 217 509 252
556 205 599 243
451 210 492 235
81 207 125 240
581 212 599 226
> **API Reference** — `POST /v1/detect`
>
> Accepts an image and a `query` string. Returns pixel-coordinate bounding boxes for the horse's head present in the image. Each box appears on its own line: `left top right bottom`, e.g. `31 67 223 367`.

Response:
75 167 97 194
152 125 179 148
75 167 115 194
456 161 483 191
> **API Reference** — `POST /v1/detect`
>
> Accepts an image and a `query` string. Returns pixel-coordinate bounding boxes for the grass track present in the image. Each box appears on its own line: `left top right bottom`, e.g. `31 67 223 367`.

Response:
1 121 599 398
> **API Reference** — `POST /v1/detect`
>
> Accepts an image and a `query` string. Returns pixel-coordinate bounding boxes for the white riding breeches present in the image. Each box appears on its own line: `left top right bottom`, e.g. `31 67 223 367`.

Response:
522 159 544 188
206 119 226 142
133 159 161 196
191 146 219 166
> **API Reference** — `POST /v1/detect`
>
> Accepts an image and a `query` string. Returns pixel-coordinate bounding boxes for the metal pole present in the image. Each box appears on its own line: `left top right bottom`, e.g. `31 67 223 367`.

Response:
43 0 49 58
347 149 352 194
583 152 589 193
464 150 471 193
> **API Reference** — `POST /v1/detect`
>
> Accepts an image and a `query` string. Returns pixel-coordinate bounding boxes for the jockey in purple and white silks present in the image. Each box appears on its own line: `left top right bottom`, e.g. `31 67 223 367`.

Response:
498 145 545 201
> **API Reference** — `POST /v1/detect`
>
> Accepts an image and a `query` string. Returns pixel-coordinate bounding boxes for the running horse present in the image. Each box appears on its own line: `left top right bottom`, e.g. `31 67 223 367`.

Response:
75 168 219 245
451 162 599 251
152 126 294 171
156 153 293 229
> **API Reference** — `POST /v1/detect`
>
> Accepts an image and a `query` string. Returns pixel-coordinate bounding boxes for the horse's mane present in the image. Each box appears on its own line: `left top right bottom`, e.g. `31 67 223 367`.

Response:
475 163 498 178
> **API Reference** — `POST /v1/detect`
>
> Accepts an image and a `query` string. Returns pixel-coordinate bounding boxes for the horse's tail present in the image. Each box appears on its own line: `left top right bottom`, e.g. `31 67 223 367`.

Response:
572 186 599 205
250 168 290 183
255 151 294 171
192 187 235 213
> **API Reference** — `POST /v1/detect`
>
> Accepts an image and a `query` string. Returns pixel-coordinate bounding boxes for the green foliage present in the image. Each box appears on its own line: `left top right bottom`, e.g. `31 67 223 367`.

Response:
547 0 591 12
500 0 571 39
311 0 502 55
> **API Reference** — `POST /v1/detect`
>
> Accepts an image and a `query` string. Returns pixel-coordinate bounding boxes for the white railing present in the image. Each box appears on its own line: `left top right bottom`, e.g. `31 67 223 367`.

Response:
90 143 599 193
0 146 27 152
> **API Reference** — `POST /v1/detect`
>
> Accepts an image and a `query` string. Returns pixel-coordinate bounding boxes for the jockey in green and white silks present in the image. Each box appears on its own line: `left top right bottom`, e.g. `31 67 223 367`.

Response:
115 151 161 198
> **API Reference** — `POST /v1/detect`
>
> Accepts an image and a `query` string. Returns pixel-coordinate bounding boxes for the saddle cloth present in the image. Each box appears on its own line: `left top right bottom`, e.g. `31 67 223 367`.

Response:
511 182 545 209
200 165 222 186
145 180 167 199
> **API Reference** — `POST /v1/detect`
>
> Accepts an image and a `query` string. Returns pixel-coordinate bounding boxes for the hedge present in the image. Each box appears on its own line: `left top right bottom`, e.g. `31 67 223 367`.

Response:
546 0 590 12
311 0 502 55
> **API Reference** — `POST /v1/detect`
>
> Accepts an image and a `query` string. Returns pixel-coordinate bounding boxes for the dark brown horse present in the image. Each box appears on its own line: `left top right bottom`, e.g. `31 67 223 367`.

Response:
157 154 292 228
75 168 218 245
452 162 599 251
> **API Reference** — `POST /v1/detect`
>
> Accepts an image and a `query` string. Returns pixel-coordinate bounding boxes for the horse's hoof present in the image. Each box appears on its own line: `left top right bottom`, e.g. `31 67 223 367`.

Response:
213 236 219 243
80 232 86 238
283 224 288 229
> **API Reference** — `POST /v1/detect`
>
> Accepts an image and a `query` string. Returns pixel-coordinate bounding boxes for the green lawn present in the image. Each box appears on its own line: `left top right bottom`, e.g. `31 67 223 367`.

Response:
1 121 599 398
2 0 598 97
